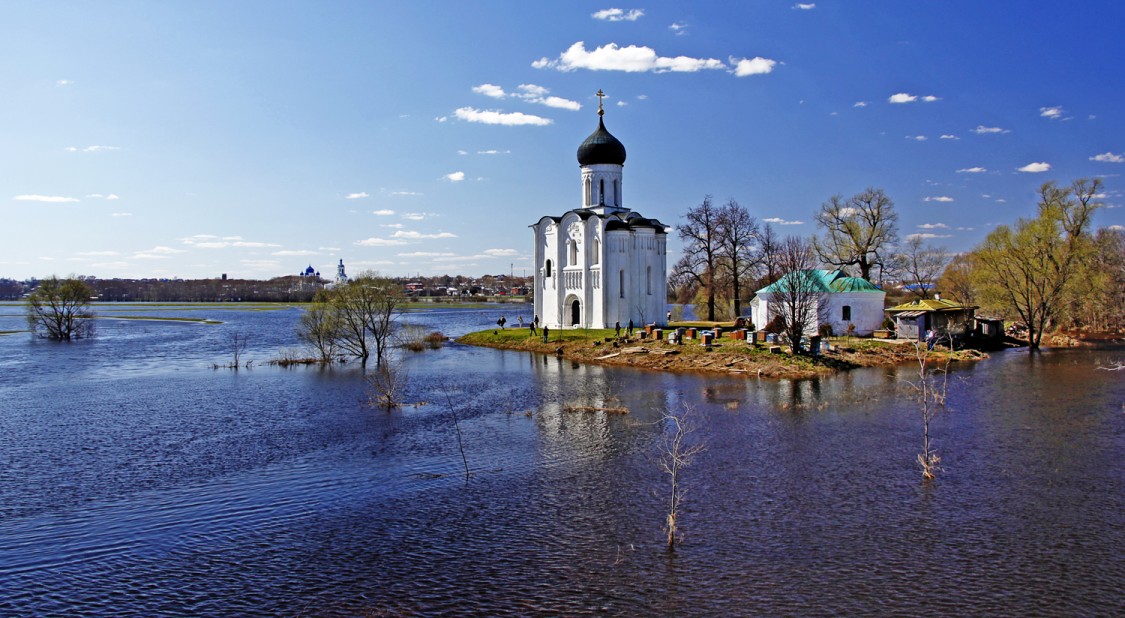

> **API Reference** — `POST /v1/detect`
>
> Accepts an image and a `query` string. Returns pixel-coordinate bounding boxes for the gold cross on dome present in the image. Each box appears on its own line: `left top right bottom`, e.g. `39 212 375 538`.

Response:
596 89 606 116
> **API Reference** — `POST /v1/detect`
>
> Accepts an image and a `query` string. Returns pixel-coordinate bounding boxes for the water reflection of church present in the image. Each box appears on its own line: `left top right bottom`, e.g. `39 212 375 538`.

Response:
532 91 668 329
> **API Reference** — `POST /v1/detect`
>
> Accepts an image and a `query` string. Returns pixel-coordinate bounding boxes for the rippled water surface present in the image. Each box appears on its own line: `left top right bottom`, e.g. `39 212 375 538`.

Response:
1 303 1123 616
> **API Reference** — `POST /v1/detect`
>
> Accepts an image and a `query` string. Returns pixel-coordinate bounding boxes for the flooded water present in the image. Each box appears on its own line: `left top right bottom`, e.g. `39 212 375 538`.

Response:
1 303 1123 616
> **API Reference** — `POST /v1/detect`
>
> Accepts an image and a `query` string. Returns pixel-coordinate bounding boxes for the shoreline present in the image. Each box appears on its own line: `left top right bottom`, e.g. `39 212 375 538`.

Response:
457 327 989 380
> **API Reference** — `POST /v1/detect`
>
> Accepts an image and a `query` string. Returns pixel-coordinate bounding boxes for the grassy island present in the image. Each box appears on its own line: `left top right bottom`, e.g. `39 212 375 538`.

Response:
458 322 987 380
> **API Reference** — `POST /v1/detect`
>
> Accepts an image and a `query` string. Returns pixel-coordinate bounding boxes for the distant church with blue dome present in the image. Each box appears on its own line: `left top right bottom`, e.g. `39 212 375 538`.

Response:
532 91 668 329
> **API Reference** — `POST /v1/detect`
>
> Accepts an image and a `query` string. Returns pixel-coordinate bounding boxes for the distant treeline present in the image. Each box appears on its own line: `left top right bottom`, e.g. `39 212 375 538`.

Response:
1 272 535 303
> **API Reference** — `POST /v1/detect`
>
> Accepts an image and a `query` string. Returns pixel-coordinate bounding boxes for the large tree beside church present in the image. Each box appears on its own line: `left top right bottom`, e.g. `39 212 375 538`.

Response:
674 196 723 321
813 187 899 282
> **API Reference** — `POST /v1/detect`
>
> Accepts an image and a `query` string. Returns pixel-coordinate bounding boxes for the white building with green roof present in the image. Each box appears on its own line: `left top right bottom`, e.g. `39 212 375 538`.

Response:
749 269 886 336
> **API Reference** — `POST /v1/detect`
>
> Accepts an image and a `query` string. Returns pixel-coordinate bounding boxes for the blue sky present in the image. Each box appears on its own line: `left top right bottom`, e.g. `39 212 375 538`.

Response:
3 1 1123 280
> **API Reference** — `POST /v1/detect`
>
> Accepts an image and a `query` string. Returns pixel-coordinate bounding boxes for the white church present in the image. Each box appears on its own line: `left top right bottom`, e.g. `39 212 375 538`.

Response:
532 92 668 329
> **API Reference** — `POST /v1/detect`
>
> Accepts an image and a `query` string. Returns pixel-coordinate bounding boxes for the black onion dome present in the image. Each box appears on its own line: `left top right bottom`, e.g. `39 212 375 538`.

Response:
577 117 626 166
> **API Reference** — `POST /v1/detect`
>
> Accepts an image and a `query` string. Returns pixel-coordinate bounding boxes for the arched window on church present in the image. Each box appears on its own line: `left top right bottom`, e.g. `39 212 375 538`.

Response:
584 177 592 206
591 237 600 265
569 239 578 266
599 179 605 205
619 270 625 299
646 266 652 295
614 179 620 206
545 259 552 278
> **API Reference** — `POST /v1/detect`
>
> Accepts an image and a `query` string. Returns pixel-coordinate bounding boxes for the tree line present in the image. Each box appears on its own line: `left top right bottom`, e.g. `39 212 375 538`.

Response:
674 178 1123 350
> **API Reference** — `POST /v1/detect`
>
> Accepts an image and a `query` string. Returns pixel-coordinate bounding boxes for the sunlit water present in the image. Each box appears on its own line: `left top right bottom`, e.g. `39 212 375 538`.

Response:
1 303 1123 616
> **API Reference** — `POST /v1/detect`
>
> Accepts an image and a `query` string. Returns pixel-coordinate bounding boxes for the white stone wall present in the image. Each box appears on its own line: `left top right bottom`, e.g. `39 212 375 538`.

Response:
750 291 886 336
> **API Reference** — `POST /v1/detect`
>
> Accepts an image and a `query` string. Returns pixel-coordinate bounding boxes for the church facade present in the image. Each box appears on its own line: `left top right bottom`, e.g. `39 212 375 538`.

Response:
532 95 668 329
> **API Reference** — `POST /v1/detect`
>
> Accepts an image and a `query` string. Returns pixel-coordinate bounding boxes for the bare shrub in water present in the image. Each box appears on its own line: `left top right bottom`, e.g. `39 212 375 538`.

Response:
367 359 408 409
907 335 952 480
660 404 705 547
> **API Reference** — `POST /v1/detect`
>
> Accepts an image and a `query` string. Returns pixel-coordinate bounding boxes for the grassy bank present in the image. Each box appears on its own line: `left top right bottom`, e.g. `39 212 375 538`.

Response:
458 325 986 380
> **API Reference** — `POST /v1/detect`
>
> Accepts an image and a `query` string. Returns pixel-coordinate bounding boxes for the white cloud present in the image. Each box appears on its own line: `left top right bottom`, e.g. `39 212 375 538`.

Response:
972 125 1009 134
453 107 552 126
1090 152 1125 163
134 246 185 259
65 145 120 153
668 22 688 35
392 230 458 240
472 83 507 98
534 41 726 74
516 84 548 97
908 135 928 141
853 101 867 108
85 193 120 200
444 171 466 182
730 56 778 77
1040 106 1064 119
345 192 369 200
1017 162 1051 173
940 134 959 140
906 233 953 240
77 250 120 256
56 79 72 86
484 248 518 257
389 191 423 196
591 8 644 21
924 196 954 202
538 95 583 110
402 212 433 221
888 93 938 104
272 249 319 256
372 209 396 216
918 223 950 229
957 166 988 173
111 212 132 217
1109 224 1125 231
14 194 80 203
397 252 456 258
792 3 816 9
764 217 804 225
355 237 409 247
476 150 510 155
617 101 628 107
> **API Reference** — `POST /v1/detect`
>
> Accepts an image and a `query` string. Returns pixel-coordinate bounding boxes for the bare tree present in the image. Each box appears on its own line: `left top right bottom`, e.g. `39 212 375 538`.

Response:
767 236 828 353
896 236 950 299
715 199 761 319
971 178 1102 349
660 404 705 548
936 253 977 306
26 276 96 341
813 187 899 282
757 221 783 287
367 358 408 409
906 335 952 481
676 196 722 321
331 273 404 365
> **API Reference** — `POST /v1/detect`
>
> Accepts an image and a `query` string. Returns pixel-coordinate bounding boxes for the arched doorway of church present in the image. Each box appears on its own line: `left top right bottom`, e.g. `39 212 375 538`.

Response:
571 299 581 326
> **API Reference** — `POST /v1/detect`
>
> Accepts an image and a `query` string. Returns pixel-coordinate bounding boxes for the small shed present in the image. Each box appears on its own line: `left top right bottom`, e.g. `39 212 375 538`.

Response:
885 297 977 341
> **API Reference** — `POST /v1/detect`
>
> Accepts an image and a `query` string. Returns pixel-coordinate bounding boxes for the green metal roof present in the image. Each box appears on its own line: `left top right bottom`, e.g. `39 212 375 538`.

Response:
755 270 883 294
